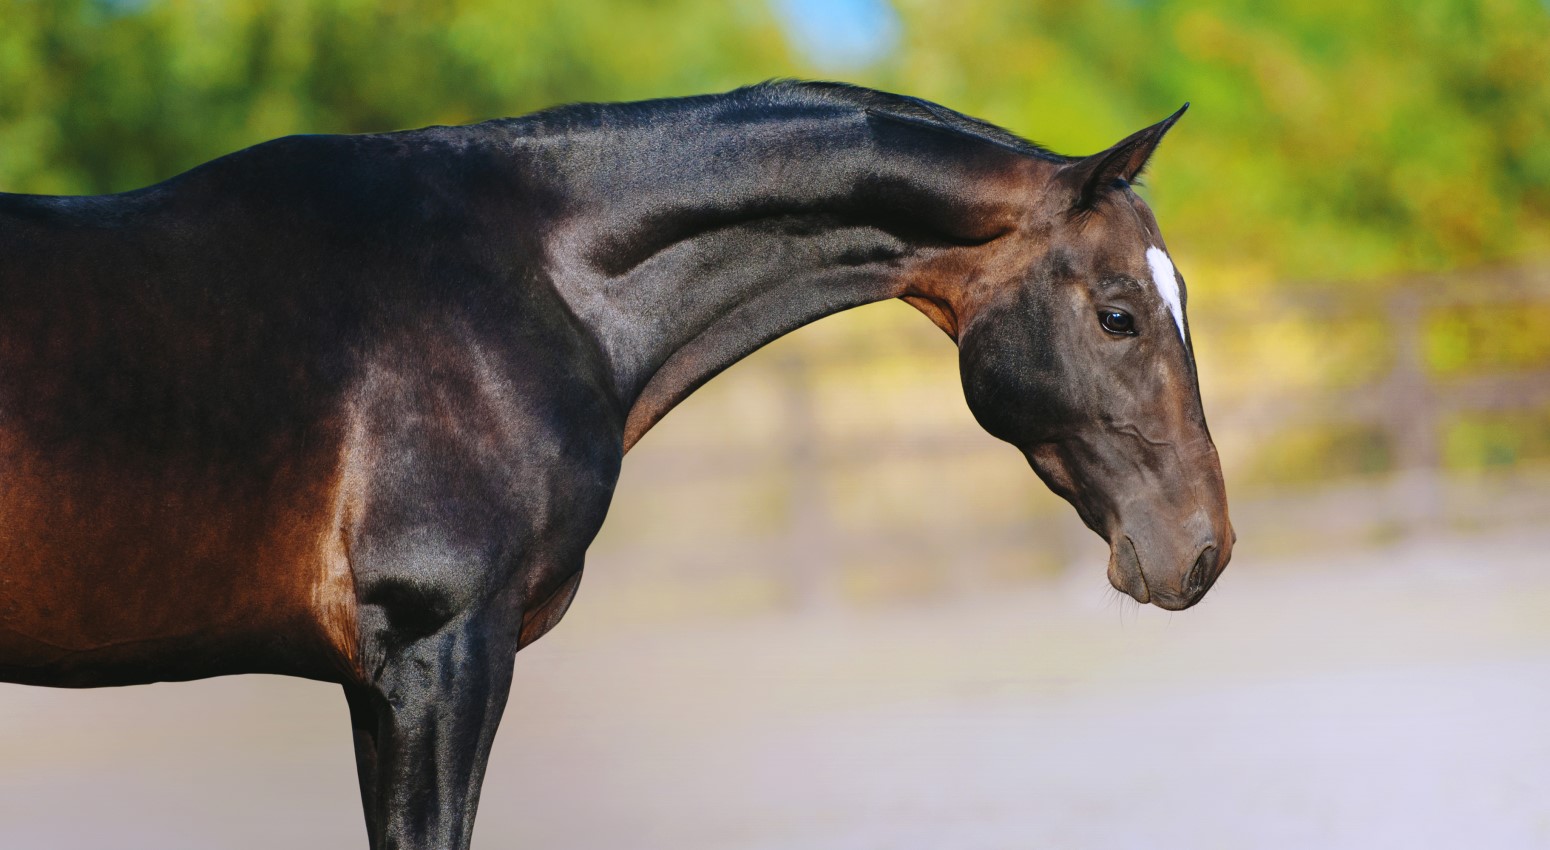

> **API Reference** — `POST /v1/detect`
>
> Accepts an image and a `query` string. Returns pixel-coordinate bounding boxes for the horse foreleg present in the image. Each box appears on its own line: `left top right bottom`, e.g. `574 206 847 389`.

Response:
342 606 520 850
343 682 387 848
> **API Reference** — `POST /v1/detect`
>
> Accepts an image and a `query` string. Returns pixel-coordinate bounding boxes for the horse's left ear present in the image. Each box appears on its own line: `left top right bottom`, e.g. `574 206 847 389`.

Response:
1061 103 1189 211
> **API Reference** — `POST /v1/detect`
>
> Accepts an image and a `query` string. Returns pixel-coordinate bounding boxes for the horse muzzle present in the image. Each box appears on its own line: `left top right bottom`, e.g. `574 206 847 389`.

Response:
1107 517 1234 610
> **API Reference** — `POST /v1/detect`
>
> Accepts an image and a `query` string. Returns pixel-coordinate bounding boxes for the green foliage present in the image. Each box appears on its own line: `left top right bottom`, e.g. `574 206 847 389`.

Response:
0 0 796 194
1444 408 1550 469
1426 303 1550 376
872 0 1550 286
1243 424 1393 484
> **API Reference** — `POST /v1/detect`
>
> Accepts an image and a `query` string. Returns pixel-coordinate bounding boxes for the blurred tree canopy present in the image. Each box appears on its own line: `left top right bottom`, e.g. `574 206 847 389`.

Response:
2 0 1547 289
0 0 793 193
876 0 1550 285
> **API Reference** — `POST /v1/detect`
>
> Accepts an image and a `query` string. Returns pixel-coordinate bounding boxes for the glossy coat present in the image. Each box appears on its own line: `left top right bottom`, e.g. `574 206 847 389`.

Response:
0 82 1231 848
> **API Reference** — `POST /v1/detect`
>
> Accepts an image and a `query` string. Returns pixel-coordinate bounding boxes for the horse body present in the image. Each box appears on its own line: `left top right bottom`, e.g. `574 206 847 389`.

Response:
0 83 1231 848
0 130 610 684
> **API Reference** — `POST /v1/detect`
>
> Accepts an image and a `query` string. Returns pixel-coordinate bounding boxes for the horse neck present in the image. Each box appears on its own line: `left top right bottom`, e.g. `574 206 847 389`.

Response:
525 95 1036 450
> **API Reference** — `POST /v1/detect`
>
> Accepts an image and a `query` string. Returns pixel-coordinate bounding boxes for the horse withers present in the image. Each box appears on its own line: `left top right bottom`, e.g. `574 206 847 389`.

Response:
0 82 1232 849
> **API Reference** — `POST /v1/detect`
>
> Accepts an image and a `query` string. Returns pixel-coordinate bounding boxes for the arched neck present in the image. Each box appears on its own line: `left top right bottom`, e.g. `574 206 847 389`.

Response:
524 93 1041 450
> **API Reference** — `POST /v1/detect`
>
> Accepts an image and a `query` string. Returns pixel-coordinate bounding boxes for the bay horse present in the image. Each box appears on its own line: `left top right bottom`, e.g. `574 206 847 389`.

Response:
0 81 1232 849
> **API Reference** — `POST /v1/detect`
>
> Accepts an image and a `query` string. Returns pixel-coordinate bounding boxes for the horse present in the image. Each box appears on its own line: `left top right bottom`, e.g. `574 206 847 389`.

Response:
0 81 1233 849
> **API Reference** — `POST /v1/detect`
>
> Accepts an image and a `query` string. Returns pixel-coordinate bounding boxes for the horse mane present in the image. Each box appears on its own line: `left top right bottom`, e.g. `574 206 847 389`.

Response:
489 80 1072 164
748 79 1070 163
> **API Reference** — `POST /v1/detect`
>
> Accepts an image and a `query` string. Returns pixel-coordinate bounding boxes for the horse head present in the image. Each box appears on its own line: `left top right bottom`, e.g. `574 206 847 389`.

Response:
928 105 1233 610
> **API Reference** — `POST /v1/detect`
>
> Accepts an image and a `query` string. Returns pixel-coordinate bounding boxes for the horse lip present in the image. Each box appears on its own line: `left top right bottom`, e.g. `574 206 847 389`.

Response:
1109 535 1150 604
1149 593 1194 612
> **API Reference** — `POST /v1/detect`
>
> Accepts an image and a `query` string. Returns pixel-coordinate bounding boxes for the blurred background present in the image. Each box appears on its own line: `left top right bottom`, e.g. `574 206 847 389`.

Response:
2 1 1548 848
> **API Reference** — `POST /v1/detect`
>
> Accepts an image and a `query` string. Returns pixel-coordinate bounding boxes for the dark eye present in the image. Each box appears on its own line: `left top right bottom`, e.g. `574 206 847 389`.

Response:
1099 310 1136 336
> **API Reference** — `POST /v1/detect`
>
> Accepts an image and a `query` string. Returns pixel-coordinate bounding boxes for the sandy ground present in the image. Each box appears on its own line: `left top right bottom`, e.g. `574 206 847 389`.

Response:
2 526 1549 849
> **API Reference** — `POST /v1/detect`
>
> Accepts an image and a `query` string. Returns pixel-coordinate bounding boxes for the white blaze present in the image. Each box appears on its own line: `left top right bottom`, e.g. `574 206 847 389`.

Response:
1145 246 1187 344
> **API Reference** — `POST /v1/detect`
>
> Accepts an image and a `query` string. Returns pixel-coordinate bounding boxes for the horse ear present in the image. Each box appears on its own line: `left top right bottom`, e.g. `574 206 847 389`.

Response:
1062 103 1188 211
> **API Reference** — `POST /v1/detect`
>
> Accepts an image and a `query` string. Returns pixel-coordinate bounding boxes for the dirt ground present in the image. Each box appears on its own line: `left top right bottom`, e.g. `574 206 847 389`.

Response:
3 526 1548 849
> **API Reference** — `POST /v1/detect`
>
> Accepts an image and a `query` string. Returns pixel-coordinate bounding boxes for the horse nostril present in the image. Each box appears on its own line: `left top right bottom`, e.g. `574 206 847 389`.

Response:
1185 546 1216 599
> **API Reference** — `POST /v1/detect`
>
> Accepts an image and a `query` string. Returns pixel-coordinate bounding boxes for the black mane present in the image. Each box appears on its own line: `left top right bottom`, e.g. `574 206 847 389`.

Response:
751 80 1068 162
490 80 1070 163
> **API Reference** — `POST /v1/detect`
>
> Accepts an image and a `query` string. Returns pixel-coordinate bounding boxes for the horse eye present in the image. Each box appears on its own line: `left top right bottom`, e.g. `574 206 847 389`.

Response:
1099 310 1136 336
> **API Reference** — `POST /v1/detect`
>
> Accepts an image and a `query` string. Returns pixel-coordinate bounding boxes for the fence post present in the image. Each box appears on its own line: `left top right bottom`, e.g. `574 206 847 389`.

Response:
776 347 835 612
1386 289 1444 534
